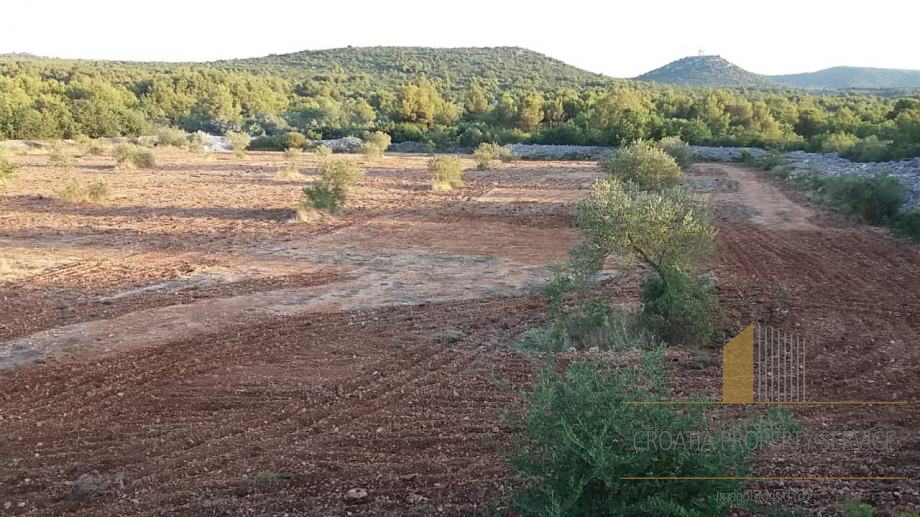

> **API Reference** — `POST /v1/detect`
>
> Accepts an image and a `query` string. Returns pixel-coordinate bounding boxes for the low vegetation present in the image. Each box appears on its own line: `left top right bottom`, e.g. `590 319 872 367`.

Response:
820 172 905 225
0 152 14 186
301 156 365 214
113 143 156 169
47 141 73 166
599 140 682 190
427 155 464 191
473 142 503 170
362 131 391 161
275 148 305 181
225 131 251 158
658 136 696 169
500 349 797 516
154 126 191 148
62 177 112 203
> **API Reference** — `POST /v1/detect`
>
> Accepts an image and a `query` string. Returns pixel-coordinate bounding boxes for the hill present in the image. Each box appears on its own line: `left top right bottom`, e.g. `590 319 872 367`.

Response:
770 66 920 90
634 55 778 88
216 46 613 90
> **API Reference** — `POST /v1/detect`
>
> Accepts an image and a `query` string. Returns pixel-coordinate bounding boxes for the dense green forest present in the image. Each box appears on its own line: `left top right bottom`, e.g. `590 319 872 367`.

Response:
1 48 919 161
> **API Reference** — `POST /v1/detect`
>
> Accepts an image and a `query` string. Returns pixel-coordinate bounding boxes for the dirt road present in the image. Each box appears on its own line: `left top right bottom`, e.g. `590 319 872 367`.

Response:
0 154 917 515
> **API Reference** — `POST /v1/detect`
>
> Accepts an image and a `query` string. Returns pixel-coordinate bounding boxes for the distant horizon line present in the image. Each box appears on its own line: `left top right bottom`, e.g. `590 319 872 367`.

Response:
2 46 919 78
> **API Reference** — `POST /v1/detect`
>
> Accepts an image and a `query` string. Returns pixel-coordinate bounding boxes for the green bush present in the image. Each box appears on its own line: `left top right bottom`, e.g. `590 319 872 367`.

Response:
841 500 875 517
577 178 716 271
313 144 333 160
62 177 112 203
362 131 391 160
48 141 73 166
302 184 344 213
301 157 365 214
427 155 464 191
842 135 892 162
599 140 682 190
498 146 519 163
817 132 859 154
275 148 305 181
658 136 696 169
820 172 905 224
473 142 503 170
640 263 720 346
225 131 251 158
0 152 14 185
154 126 189 147
113 143 156 169
742 150 788 171
891 211 920 241
500 349 797 516
517 301 652 353
86 139 110 156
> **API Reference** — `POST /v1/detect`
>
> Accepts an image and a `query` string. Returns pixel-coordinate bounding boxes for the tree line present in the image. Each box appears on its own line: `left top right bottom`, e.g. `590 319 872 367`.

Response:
1 58 918 161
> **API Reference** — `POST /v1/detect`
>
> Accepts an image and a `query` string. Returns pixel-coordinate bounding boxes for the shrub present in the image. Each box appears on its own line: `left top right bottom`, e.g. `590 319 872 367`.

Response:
48 141 73 167
113 143 156 169
473 142 503 170
577 178 716 271
842 135 891 162
313 144 332 160
301 157 365 214
658 136 696 169
891 211 920 241
362 131 391 160
599 140 682 190
500 349 797 516
841 500 875 517
155 126 189 148
640 262 720 346
86 139 109 156
427 155 464 191
275 148 305 181
302 184 344 213
742 150 788 171
516 301 652 353
818 132 859 154
820 172 905 224
498 146 519 163
0 152 14 185
225 131 251 158
62 178 112 203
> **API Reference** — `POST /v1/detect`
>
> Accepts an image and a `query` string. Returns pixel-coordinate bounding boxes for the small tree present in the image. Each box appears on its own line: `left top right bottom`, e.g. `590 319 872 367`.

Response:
599 140 682 190
658 136 696 169
473 142 502 170
501 349 797 515
275 148 305 181
0 152 14 186
301 157 365 214
427 155 464 191
577 178 715 273
225 131 251 159
48 141 73 167
113 143 156 169
155 126 190 148
577 179 719 345
362 131 391 161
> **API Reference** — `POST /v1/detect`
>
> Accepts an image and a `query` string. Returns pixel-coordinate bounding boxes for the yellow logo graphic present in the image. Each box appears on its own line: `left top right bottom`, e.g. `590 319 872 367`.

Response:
722 324 754 403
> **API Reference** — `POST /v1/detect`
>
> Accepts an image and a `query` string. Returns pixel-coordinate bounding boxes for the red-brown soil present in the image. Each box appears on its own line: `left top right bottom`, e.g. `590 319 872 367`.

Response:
0 151 917 515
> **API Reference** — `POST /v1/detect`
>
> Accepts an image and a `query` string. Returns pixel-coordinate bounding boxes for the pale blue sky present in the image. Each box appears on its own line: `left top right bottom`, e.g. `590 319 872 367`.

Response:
3 0 918 77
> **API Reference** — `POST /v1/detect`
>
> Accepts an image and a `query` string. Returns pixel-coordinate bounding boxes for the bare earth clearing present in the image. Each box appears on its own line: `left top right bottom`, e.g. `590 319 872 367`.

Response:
0 152 917 515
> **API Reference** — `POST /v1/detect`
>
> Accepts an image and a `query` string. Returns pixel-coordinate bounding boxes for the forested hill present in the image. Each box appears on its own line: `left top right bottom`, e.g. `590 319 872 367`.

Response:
771 66 920 90
635 55 779 89
216 46 613 90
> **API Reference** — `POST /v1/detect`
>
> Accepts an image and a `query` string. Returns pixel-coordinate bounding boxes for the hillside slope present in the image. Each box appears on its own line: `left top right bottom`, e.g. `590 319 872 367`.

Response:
635 55 778 88
771 66 920 90
216 46 613 89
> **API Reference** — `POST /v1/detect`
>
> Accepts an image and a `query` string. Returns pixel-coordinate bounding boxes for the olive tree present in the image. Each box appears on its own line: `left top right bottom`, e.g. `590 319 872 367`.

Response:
598 140 682 190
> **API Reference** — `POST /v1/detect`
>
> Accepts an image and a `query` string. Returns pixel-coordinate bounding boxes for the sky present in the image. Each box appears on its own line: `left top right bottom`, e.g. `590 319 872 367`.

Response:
3 0 918 77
